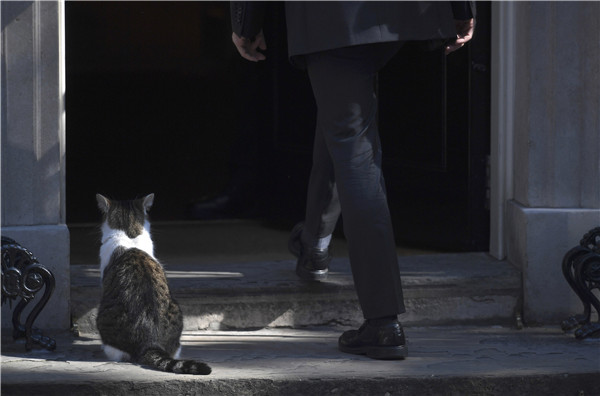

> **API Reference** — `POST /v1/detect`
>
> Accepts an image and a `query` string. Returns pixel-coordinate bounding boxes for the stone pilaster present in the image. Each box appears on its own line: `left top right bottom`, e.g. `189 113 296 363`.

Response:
1 1 69 330
506 2 600 324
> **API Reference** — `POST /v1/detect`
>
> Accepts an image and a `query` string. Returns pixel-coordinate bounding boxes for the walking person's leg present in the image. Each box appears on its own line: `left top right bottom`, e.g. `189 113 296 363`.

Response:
302 123 341 249
300 42 408 359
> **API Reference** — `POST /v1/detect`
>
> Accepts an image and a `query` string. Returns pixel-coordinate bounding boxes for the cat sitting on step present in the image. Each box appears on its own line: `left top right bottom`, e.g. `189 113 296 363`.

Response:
96 193 211 375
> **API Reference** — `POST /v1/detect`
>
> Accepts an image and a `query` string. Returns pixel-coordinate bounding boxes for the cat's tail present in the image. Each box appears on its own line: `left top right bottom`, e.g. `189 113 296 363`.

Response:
139 348 211 375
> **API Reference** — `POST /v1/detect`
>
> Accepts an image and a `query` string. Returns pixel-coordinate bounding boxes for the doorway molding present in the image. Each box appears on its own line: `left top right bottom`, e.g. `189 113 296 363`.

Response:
489 2 516 260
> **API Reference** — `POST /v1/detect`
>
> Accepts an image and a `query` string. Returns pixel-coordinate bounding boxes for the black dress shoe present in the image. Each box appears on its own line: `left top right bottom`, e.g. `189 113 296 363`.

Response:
338 319 408 360
288 222 331 281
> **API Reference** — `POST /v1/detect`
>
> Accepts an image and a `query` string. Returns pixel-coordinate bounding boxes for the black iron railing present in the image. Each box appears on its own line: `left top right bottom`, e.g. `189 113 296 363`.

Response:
1 236 56 350
561 227 600 339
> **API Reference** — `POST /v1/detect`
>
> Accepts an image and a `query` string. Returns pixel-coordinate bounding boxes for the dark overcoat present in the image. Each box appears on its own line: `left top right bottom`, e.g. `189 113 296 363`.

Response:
231 1 475 64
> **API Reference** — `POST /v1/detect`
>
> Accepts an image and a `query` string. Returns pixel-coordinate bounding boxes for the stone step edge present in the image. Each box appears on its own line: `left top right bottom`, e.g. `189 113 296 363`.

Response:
72 290 520 334
71 281 521 301
1 373 597 396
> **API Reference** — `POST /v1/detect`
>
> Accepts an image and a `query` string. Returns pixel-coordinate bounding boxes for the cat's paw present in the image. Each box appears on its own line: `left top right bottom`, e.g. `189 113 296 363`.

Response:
102 344 131 361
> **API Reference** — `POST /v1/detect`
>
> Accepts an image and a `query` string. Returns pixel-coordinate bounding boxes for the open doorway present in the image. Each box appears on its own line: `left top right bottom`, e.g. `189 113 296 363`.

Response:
66 2 245 222
66 2 490 252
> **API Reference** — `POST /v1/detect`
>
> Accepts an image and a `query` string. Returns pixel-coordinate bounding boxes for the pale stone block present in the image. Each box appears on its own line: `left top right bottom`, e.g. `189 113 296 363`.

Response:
507 200 600 324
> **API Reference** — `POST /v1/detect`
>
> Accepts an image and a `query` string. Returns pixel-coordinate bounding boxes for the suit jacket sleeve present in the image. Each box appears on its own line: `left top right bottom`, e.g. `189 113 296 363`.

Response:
231 1 266 39
451 1 476 20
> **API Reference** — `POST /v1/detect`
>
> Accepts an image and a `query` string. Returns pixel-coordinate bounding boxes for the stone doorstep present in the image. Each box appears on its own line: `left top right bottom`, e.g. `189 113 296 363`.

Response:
70 253 522 334
2 374 597 396
1 327 599 396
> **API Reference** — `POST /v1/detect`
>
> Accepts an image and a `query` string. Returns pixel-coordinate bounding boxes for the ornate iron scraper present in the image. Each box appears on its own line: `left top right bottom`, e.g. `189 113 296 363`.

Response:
1 236 56 350
561 227 600 339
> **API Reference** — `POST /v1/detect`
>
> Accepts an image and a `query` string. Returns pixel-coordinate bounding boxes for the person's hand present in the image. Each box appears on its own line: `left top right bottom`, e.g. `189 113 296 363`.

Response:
445 18 475 55
232 30 267 62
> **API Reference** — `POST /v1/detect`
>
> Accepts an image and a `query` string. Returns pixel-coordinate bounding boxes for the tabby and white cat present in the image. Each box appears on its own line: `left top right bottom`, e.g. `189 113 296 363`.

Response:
96 193 211 375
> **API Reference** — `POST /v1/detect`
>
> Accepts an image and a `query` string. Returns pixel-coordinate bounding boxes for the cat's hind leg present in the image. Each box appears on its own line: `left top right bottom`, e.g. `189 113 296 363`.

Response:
102 344 131 361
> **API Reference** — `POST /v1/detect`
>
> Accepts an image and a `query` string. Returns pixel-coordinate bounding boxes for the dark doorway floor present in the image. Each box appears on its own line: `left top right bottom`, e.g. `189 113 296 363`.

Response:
70 219 439 267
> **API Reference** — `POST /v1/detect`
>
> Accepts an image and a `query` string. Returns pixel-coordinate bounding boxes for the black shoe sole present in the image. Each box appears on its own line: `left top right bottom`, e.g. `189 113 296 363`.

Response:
339 343 408 360
296 261 328 281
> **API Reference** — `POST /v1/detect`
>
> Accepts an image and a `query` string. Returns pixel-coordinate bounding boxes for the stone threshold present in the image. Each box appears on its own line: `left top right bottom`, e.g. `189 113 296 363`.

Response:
71 252 521 333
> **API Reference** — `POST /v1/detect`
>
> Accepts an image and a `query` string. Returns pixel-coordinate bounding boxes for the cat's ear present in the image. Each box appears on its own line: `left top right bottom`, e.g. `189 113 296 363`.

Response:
143 193 155 213
96 194 110 213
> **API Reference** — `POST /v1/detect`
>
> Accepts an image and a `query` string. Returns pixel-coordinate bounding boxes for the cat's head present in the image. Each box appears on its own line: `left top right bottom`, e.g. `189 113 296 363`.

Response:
96 193 154 239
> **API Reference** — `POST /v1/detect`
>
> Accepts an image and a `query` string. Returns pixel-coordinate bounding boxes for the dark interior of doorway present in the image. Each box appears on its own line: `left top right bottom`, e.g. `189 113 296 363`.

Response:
66 2 242 222
66 2 490 251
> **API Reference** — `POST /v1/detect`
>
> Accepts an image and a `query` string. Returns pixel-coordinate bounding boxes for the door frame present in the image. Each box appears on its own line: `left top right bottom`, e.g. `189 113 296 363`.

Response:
489 2 516 260
60 1 514 258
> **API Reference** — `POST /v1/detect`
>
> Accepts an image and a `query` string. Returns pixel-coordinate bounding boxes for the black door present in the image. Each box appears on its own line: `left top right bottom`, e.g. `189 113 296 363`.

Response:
264 3 491 251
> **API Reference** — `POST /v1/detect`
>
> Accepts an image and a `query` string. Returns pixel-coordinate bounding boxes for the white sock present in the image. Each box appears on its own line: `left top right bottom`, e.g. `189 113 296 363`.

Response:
315 235 332 250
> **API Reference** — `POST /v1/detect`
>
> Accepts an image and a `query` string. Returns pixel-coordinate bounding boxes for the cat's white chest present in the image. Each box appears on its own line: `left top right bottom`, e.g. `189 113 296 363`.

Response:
99 222 155 278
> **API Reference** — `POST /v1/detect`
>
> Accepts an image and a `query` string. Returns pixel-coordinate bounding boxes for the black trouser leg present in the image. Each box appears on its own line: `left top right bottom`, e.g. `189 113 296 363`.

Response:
304 42 405 318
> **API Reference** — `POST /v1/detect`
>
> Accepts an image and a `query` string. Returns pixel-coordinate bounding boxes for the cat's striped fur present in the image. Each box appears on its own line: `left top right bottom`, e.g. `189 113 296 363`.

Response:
96 193 211 375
